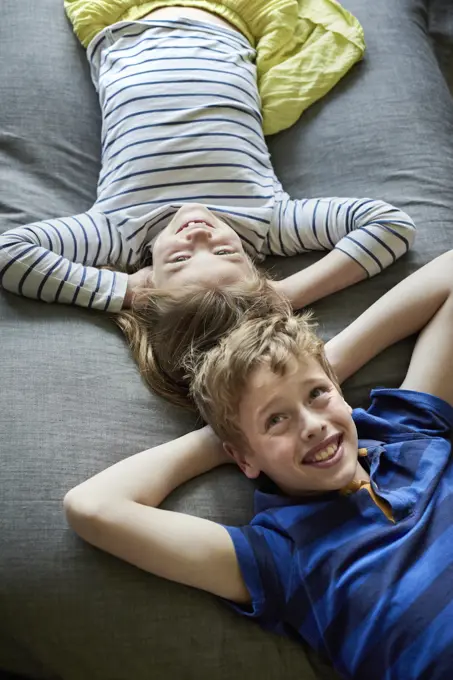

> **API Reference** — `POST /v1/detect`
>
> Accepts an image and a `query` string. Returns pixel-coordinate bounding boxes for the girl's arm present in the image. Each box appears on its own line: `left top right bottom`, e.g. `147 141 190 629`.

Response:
325 249 453 384
64 426 250 604
273 249 365 311
0 211 128 311
268 194 416 309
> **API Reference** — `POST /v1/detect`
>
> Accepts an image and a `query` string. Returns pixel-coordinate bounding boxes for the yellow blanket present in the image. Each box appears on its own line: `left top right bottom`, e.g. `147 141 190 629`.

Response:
64 0 365 136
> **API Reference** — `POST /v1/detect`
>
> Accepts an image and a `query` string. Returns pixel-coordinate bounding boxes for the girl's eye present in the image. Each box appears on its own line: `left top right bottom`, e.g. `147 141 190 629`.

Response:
215 249 234 256
173 255 190 262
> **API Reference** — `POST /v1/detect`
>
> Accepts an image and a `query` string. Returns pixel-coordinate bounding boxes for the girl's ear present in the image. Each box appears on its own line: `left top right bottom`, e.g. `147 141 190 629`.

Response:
223 442 261 479
143 265 155 288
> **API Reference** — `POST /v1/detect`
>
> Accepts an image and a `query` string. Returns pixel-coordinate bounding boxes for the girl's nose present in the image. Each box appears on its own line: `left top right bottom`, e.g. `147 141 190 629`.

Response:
184 226 213 242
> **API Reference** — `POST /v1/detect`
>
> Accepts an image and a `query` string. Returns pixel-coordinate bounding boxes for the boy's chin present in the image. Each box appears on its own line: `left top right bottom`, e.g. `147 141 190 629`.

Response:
267 450 360 496
278 472 357 497
310 458 359 494
330 457 359 486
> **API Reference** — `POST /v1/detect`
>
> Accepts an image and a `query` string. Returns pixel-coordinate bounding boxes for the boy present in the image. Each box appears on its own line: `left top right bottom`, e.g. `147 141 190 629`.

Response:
64 249 453 680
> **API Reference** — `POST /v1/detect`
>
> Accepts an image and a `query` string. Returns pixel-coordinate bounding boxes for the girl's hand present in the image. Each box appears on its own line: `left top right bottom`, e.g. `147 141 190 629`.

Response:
123 266 154 308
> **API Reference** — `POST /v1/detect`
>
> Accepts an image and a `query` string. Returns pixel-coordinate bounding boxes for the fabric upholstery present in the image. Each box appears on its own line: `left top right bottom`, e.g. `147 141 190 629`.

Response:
1 0 453 678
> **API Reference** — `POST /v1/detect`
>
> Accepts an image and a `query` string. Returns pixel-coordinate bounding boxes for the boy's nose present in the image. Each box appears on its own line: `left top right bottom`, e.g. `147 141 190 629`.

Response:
299 411 327 441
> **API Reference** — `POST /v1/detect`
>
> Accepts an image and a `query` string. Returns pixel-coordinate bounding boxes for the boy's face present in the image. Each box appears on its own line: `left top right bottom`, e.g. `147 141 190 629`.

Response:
227 356 359 496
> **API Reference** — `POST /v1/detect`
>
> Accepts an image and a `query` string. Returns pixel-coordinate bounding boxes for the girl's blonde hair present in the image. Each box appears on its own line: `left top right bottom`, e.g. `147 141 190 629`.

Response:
112 269 291 410
188 312 339 446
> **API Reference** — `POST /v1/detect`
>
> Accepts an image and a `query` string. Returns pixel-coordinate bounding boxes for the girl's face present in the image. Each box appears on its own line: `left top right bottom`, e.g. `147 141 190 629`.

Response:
152 204 254 289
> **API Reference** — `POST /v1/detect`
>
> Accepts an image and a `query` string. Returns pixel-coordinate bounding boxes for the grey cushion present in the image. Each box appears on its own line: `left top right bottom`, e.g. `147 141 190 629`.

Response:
429 0 453 92
1 0 453 678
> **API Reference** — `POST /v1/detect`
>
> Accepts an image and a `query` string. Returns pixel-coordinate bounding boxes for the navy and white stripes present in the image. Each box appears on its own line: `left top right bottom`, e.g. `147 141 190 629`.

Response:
0 212 126 309
0 17 416 311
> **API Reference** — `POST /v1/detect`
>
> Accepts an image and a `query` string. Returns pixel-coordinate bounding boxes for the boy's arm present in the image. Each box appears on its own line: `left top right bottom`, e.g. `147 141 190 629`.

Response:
325 249 453 384
400 285 453 406
268 195 416 309
0 211 128 311
64 427 250 604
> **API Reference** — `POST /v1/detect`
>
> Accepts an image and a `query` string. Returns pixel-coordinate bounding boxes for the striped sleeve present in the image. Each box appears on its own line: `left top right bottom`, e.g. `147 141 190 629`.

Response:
266 195 416 277
0 211 128 312
222 523 295 631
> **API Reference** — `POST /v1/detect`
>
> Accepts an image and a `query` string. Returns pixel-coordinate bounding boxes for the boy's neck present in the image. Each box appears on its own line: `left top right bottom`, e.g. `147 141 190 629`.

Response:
259 451 371 498
354 457 371 484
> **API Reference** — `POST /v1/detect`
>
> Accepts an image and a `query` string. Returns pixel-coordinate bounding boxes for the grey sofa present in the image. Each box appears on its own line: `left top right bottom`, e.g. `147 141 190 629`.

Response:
1 1 453 679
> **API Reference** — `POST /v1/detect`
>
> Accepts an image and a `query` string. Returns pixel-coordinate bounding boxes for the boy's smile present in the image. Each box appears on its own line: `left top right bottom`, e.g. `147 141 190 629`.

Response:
302 432 344 467
228 356 366 496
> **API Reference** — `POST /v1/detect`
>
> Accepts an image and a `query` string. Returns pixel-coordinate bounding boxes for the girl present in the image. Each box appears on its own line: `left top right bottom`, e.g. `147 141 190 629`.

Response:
0 1 415 408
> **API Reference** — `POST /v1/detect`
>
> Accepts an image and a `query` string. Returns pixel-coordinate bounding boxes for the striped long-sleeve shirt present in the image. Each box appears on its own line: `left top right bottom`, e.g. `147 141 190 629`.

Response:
0 17 416 312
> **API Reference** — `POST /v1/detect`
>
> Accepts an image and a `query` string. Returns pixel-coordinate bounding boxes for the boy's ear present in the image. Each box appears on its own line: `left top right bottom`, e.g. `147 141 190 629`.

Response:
223 442 260 480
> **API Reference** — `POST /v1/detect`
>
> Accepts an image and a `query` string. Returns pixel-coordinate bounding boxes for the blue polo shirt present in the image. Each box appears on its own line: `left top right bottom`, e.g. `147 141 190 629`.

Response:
224 389 453 680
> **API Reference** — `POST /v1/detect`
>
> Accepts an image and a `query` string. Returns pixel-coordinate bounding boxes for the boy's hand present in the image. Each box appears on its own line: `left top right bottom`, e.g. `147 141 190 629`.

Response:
186 425 235 467
203 426 237 466
324 250 453 386
324 338 346 385
123 266 154 308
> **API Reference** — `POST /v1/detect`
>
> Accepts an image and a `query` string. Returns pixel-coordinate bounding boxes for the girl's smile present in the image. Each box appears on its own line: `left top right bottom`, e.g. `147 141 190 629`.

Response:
152 204 254 289
176 220 215 234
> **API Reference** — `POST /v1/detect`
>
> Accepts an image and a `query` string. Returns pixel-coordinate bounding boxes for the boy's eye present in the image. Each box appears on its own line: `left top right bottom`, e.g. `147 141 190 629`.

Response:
310 386 328 401
266 414 286 430
173 255 190 262
215 249 234 256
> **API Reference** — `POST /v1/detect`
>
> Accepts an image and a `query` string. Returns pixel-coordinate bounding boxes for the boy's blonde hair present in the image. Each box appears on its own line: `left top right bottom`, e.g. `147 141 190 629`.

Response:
188 313 339 446
112 269 291 410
